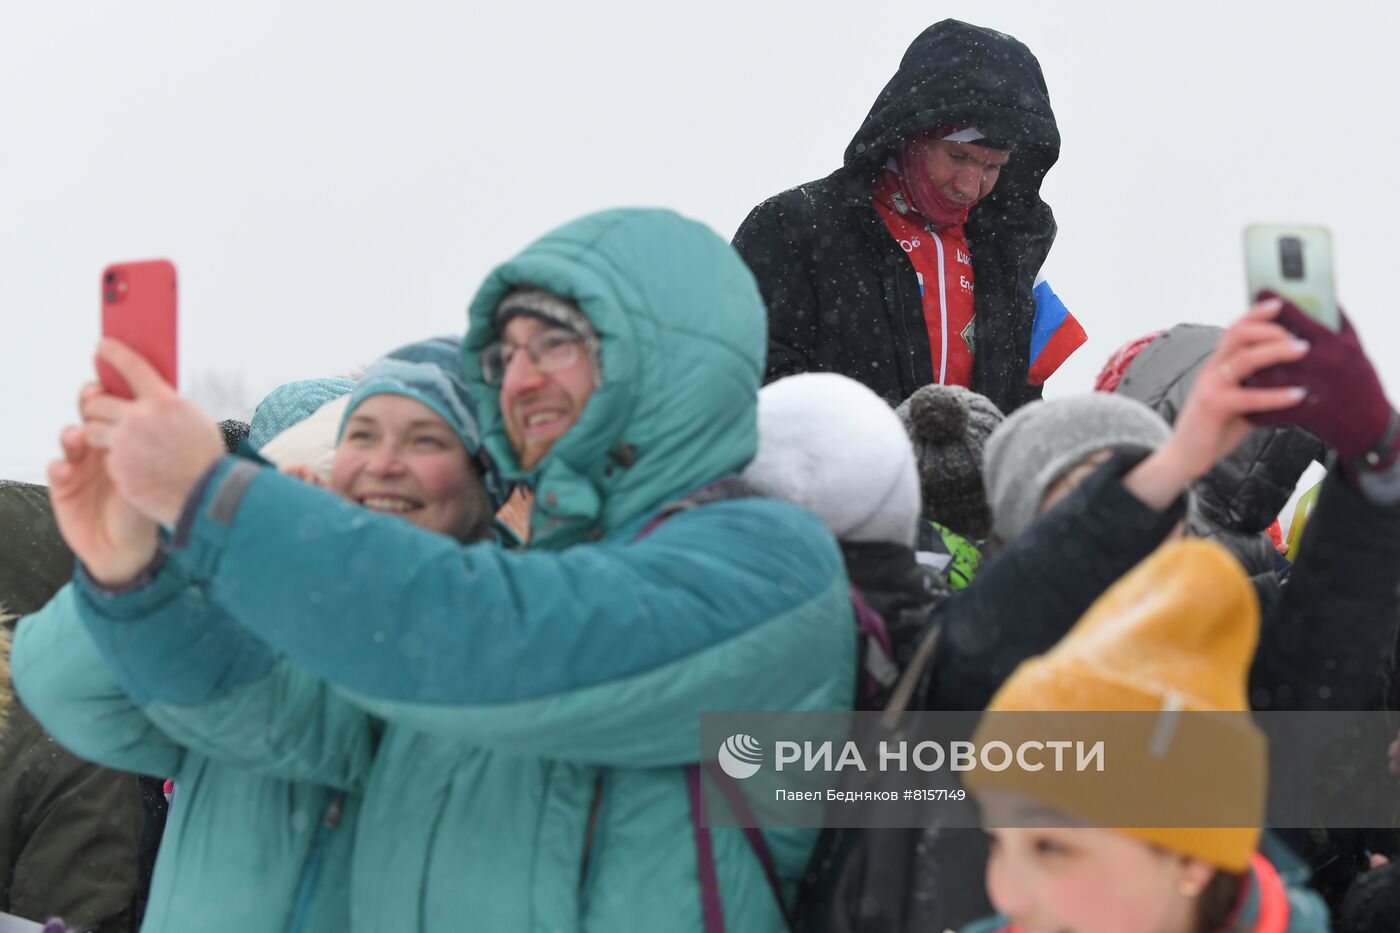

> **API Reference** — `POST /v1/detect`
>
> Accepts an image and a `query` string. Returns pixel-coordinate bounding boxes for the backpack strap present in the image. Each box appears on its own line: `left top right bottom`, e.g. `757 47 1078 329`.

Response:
635 478 790 931
686 766 728 933
636 478 760 538
879 622 941 731
850 584 899 706
686 763 793 932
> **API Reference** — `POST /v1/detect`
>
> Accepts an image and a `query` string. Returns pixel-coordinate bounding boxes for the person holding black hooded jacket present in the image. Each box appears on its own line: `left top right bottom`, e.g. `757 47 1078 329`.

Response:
733 19 1085 414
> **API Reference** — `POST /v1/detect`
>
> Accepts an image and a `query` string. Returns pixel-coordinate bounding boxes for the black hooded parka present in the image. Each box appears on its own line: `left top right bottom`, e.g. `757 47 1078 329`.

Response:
733 19 1061 413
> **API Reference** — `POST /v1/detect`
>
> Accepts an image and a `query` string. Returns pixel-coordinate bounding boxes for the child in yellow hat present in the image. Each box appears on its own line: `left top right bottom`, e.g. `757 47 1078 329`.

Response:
961 539 1329 933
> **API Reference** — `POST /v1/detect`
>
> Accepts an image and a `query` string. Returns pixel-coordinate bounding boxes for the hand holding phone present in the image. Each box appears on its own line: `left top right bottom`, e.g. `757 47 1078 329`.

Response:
1244 299 1396 466
99 259 178 398
1243 224 1339 330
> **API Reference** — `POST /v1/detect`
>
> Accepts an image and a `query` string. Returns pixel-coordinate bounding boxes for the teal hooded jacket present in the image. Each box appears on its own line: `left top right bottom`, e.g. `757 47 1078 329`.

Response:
17 209 856 931
11 584 364 933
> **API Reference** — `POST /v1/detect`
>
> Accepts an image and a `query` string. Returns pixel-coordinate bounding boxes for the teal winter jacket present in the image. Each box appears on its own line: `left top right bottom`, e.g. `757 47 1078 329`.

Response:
21 209 856 931
11 583 364 933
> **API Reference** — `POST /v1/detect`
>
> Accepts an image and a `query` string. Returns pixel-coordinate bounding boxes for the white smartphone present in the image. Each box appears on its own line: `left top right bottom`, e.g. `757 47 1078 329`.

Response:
1244 224 1340 330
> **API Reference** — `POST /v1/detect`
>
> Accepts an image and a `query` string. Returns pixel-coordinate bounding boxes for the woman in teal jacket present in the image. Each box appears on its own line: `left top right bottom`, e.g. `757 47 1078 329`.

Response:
19 209 856 931
14 346 496 932
10 387 370 933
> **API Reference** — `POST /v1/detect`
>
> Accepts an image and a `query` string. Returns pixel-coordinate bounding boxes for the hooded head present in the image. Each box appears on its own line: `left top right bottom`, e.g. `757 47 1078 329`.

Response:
844 20 1060 416
843 20 1058 186
462 209 766 549
983 394 1172 547
743 373 920 548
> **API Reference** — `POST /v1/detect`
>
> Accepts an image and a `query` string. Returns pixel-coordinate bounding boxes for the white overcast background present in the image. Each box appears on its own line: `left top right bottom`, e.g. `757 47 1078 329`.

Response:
3 1 1393 498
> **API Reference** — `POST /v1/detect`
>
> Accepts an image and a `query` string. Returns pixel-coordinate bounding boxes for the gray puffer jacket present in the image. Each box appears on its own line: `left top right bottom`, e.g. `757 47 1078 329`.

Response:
1112 323 1325 589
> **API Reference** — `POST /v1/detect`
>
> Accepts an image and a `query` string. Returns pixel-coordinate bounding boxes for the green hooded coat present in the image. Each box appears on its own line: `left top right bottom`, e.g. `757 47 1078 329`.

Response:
16 209 855 931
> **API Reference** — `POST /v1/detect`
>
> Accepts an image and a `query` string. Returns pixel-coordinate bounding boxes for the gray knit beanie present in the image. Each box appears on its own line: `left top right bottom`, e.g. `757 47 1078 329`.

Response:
492 287 602 381
895 385 1004 540
984 394 1172 546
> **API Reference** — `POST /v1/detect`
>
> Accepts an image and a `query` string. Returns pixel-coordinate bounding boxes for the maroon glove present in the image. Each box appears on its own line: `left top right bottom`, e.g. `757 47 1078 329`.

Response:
1246 293 1399 470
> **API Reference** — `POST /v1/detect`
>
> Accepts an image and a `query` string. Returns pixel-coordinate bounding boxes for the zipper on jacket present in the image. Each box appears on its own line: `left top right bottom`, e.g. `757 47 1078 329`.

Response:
929 223 949 385
286 794 345 933
577 772 608 913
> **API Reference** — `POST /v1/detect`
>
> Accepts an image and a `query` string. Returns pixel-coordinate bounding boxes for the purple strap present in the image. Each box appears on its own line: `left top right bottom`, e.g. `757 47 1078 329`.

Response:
850 585 891 657
850 585 894 707
687 763 792 932
687 765 728 933
640 482 791 931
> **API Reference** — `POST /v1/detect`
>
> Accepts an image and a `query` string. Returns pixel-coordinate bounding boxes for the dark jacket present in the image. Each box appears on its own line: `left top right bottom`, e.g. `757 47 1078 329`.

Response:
1112 323 1326 592
733 19 1060 413
916 451 1400 713
0 483 145 932
0 631 144 933
797 542 991 933
0 482 73 615
840 540 948 670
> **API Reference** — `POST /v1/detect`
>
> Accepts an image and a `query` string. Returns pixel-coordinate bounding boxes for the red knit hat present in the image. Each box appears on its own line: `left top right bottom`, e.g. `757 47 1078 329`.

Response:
1093 331 1165 393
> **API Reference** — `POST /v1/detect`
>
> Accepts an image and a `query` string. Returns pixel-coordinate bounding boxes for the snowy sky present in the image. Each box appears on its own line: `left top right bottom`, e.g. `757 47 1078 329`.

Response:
5 1 1397 487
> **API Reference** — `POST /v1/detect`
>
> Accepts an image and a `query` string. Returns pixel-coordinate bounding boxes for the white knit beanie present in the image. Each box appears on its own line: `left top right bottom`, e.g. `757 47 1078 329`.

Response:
743 373 921 547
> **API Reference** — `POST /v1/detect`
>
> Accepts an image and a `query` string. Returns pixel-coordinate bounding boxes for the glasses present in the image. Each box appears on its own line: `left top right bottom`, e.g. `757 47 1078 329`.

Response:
480 329 584 385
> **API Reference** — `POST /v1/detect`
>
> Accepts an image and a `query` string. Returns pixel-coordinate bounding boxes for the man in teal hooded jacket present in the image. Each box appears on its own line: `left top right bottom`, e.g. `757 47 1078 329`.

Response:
16 209 856 930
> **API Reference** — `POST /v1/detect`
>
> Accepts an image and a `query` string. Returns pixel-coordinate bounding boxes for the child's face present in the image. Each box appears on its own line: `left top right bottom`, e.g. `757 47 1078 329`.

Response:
980 790 1212 933
331 394 488 542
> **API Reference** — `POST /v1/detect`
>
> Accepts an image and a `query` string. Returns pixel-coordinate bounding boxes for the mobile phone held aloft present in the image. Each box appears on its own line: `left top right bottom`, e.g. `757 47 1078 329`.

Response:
99 259 178 398
1243 224 1340 330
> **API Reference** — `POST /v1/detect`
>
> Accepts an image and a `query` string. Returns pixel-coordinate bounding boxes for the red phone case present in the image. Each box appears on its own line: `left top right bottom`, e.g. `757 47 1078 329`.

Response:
99 259 178 398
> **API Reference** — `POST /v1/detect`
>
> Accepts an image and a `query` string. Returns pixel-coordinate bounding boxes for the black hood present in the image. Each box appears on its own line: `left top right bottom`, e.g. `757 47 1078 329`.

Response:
1114 324 1326 533
843 20 1059 184
843 20 1061 414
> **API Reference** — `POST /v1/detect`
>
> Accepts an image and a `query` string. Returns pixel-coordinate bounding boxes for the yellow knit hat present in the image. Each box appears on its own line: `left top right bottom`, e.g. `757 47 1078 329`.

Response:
965 539 1267 872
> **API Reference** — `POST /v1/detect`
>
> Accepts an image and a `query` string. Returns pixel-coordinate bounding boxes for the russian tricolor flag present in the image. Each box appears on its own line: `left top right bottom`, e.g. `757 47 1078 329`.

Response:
1027 279 1086 386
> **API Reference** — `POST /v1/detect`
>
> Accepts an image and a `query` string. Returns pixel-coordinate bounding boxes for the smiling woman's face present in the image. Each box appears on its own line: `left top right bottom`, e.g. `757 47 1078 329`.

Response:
330 393 488 542
980 789 1214 933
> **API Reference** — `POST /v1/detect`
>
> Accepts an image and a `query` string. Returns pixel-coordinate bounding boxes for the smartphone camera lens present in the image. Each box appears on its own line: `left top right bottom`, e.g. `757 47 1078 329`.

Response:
1279 236 1306 280
104 272 116 285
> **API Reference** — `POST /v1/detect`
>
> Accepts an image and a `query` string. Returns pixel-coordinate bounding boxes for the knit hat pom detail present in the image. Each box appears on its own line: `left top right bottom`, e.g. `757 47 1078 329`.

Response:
909 387 968 443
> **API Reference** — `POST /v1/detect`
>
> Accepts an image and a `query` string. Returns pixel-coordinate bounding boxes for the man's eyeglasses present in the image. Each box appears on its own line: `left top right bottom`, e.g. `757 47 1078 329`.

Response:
480 329 585 385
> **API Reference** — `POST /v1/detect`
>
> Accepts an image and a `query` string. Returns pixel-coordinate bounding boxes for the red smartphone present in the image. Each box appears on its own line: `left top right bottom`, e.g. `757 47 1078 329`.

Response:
99 259 178 398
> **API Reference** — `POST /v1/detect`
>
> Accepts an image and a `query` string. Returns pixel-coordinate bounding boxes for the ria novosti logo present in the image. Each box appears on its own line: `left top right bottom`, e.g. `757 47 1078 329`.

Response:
717 733 764 779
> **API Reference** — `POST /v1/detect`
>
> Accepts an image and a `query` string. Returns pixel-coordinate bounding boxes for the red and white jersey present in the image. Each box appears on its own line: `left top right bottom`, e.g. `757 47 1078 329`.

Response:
872 169 976 387
872 167 1086 390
